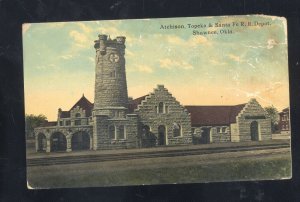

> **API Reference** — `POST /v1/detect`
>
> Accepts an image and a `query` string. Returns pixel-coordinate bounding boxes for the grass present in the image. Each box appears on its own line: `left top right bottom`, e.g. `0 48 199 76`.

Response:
27 154 291 188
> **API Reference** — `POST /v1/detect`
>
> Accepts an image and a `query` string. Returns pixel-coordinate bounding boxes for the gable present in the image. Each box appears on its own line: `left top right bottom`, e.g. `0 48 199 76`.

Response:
59 95 94 118
129 85 188 115
237 98 268 120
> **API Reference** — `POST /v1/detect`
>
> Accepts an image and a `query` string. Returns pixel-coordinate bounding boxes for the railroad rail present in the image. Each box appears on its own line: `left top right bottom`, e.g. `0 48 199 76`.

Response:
27 141 290 167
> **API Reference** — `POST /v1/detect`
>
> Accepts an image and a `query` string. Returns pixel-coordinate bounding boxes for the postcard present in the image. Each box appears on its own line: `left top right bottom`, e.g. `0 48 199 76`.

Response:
23 15 291 188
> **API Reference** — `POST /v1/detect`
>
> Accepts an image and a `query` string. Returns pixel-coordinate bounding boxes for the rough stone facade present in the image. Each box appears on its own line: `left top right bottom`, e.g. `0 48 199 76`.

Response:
34 125 92 152
133 85 193 146
34 34 272 152
233 99 272 142
92 35 138 150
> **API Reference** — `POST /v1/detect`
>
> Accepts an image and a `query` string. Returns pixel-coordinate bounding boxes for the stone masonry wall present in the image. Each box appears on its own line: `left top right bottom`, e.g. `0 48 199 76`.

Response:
93 114 138 150
94 35 128 110
236 99 272 141
211 126 231 143
134 85 192 146
230 123 239 142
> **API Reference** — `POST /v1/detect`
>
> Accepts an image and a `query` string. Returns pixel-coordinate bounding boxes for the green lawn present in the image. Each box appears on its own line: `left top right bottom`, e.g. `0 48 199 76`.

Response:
27 153 291 188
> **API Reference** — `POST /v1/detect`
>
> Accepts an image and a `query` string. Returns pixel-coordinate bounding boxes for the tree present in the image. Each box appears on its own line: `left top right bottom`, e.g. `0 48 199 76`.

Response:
25 114 48 139
264 106 279 133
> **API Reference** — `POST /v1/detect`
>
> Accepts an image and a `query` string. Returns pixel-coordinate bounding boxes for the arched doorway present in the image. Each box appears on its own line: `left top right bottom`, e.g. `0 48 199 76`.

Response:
200 127 211 144
141 125 156 147
158 125 166 146
250 121 259 141
50 132 67 152
37 133 46 152
71 131 90 151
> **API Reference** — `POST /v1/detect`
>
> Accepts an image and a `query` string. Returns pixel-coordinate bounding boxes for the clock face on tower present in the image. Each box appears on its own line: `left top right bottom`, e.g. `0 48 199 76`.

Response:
109 53 120 63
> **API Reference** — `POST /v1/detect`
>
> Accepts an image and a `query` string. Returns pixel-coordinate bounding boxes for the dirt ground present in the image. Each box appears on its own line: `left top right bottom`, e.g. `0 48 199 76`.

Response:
27 147 291 188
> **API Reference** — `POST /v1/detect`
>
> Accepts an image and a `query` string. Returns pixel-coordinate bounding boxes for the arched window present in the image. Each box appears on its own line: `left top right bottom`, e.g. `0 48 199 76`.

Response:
173 123 181 137
165 105 169 113
118 125 125 139
142 125 150 138
158 102 164 113
75 113 81 118
109 125 115 139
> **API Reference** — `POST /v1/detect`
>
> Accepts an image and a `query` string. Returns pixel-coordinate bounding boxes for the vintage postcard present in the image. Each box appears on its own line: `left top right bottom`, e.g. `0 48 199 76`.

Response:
23 15 291 189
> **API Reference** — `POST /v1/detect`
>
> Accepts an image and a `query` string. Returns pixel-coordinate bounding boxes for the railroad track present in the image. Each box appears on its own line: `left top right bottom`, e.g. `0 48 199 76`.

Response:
27 142 290 167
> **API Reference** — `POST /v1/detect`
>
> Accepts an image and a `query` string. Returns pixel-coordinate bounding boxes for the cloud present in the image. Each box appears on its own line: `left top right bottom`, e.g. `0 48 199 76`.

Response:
97 26 119 36
69 30 89 48
188 35 208 44
159 58 193 70
244 38 280 50
210 59 226 66
166 35 208 47
88 57 94 62
166 35 185 46
36 64 59 70
228 54 243 62
126 49 135 57
69 30 88 44
60 54 73 60
137 65 153 73
77 22 93 33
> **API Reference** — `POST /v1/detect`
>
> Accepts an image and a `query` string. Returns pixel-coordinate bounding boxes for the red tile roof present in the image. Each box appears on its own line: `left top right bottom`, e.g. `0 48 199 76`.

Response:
185 104 246 126
60 95 94 118
128 95 246 126
40 121 57 127
70 95 94 116
128 95 148 113
59 94 246 126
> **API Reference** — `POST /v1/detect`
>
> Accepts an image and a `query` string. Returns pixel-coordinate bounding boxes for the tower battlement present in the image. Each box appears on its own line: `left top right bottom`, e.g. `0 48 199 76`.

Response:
93 33 129 114
94 34 126 55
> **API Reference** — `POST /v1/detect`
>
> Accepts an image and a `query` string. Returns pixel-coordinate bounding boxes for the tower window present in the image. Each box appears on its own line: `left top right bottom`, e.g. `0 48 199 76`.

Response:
110 71 116 78
75 113 81 118
158 102 164 113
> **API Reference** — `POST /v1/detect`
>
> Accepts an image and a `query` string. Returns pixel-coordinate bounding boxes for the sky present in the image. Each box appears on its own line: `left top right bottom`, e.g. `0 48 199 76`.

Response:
23 15 289 121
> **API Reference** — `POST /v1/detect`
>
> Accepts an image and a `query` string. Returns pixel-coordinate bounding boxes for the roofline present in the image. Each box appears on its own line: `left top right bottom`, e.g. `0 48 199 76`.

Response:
185 103 247 107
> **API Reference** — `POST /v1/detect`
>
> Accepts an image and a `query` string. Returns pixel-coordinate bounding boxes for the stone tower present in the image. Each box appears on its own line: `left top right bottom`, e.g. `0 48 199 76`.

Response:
92 34 138 150
93 34 129 117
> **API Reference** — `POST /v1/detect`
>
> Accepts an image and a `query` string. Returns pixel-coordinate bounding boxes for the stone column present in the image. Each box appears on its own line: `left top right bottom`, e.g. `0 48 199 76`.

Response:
46 138 51 152
89 134 93 150
35 135 38 152
66 136 72 152
210 128 216 143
